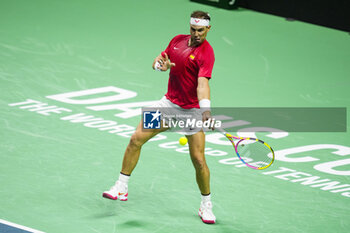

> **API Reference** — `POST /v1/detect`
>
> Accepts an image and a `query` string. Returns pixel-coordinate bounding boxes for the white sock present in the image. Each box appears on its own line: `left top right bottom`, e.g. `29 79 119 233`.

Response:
201 193 211 203
118 172 130 184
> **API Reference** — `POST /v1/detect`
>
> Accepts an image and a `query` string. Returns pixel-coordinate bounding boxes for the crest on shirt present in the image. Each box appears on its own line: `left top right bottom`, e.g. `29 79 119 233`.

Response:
189 54 195 60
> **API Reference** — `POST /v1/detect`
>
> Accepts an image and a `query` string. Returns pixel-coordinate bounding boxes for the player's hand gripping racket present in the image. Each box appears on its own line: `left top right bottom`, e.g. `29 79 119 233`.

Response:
217 127 275 169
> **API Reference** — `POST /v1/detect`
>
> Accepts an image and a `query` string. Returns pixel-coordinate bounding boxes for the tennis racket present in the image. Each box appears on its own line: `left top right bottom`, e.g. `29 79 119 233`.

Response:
217 127 275 170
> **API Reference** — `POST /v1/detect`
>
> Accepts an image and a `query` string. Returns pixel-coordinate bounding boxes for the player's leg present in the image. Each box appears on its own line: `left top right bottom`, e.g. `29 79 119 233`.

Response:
121 120 168 175
186 130 216 224
187 130 210 194
103 120 168 201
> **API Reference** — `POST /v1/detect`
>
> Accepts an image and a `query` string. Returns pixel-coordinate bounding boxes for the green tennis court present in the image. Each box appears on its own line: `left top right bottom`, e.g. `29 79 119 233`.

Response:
1 0 349 232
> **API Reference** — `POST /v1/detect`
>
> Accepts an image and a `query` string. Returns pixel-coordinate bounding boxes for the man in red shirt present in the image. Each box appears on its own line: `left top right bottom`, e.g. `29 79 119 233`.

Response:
103 11 216 224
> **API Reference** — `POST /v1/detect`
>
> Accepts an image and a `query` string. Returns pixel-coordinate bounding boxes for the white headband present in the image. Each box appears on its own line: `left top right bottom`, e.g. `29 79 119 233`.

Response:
190 17 210 26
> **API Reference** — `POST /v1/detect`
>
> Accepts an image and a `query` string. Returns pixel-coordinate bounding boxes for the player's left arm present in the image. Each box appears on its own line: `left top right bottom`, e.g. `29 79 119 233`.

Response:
197 46 215 127
197 77 213 127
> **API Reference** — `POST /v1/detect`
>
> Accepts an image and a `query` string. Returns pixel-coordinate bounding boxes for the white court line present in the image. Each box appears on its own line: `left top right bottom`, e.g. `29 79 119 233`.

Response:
0 219 45 233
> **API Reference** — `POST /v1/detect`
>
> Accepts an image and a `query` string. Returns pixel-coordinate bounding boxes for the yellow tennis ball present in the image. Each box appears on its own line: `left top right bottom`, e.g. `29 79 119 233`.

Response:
179 136 188 146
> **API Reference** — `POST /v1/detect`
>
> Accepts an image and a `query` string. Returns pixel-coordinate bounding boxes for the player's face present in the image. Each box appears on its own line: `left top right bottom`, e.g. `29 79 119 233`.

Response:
190 25 211 46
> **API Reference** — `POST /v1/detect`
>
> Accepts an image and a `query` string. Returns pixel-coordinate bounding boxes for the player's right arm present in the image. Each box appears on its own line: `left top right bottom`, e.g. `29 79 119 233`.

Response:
153 35 181 72
152 52 175 72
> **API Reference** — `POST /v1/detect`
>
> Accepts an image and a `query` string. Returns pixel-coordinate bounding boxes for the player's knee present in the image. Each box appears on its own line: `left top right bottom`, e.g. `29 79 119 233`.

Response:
129 134 145 148
192 156 207 170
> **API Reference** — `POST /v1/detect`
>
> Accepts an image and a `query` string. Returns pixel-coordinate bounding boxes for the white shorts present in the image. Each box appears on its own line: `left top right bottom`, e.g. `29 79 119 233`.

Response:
151 96 203 136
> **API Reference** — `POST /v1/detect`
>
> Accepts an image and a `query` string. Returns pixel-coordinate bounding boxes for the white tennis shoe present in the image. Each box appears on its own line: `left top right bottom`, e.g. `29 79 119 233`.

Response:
102 181 128 201
198 201 216 224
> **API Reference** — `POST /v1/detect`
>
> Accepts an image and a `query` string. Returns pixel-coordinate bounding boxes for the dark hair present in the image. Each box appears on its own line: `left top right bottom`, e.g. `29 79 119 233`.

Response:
191 10 211 21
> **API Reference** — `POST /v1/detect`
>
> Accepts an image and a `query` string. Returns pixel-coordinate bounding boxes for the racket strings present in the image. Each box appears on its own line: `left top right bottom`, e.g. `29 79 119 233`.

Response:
235 139 273 168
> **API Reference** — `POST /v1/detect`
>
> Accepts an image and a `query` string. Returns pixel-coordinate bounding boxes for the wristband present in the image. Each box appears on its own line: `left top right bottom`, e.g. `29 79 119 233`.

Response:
199 99 211 113
154 61 162 71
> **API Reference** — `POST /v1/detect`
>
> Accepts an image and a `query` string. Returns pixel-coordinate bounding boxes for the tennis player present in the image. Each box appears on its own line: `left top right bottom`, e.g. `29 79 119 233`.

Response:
103 11 216 224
